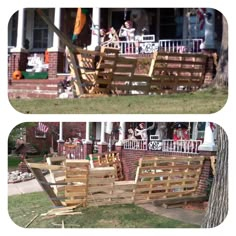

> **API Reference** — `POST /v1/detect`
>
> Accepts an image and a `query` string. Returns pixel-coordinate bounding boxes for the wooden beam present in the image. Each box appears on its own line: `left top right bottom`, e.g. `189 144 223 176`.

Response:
30 167 63 206
35 8 84 95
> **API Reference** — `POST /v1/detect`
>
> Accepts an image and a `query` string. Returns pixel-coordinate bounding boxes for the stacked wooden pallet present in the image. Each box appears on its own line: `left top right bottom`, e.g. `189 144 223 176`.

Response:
89 151 124 180
64 160 90 207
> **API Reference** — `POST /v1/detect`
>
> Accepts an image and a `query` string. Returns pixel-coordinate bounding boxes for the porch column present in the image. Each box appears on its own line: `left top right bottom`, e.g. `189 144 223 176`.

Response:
198 122 217 152
9 9 28 79
83 122 93 158
48 7 61 51
57 122 65 155
88 7 100 50
197 122 217 195
14 9 25 51
97 122 108 153
200 8 216 50
47 7 64 78
115 122 125 146
85 122 91 141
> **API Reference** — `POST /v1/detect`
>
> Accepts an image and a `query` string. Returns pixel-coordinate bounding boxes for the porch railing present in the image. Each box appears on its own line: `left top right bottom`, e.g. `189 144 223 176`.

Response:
123 139 202 154
101 36 203 55
123 139 148 150
158 38 203 53
162 139 202 154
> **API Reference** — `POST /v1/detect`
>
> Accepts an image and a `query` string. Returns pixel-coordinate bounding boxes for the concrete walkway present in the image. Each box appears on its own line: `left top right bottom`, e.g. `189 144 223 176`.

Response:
8 174 51 196
138 203 205 226
8 175 205 226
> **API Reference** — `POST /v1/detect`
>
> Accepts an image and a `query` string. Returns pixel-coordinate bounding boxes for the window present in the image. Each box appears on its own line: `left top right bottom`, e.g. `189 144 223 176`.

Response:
35 129 47 139
33 9 49 50
159 8 183 39
197 122 206 140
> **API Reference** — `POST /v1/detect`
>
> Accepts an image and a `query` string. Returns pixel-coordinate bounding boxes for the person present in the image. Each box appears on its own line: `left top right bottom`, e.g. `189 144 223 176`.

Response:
100 28 107 44
119 20 136 53
105 27 120 48
119 20 135 41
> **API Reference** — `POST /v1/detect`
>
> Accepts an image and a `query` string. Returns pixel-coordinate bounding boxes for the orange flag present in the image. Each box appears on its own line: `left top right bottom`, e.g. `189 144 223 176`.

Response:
72 8 87 42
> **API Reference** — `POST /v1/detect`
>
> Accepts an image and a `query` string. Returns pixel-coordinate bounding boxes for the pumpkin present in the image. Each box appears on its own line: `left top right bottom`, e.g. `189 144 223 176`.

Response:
12 70 22 80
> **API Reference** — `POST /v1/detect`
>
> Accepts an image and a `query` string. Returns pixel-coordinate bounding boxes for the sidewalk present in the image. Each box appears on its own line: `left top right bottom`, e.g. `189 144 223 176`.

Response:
138 203 205 226
8 174 50 196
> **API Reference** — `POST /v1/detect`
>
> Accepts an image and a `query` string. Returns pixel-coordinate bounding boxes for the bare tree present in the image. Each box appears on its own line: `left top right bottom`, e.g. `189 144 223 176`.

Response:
201 125 228 227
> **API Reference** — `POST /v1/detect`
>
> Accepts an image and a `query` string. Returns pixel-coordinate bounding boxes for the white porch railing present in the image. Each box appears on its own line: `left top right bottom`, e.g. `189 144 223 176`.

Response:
162 139 202 154
101 35 203 55
123 139 202 154
123 139 148 150
158 38 203 53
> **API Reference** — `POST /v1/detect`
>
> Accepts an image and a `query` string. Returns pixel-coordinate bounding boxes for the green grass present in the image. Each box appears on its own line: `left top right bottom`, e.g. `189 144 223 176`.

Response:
8 155 44 171
8 155 22 169
8 192 198 228
9 88 228 114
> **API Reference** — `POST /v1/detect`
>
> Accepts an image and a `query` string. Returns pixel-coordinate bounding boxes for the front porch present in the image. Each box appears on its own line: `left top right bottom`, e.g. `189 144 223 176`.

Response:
8 8 219 85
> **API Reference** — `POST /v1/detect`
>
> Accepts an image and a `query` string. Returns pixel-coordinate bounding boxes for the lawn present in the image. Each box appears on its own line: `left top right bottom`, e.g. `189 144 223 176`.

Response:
8 155 44 171
8 192 198 228
9 88 228 114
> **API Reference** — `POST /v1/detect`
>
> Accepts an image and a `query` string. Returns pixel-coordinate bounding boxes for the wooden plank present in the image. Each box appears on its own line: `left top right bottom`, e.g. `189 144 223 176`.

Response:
88 186 114 193
138 170 201 178
65 192 87 197
66 159 90 165
88 177 115 184
88 199 133 206
27 162 65 171
66 169 88 174
155 59 206 65
88 192 134 200
29 167 63 206
65 177 88 183
65 199 86 206
65 185 87 191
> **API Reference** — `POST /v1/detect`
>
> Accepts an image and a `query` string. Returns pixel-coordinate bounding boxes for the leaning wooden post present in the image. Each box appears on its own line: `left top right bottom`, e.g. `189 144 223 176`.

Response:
36 8 84 95
24 160 63 207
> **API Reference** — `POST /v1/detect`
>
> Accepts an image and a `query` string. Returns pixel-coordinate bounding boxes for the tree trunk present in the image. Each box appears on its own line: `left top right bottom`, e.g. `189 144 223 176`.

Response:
214 15 228 87
201 126 228 227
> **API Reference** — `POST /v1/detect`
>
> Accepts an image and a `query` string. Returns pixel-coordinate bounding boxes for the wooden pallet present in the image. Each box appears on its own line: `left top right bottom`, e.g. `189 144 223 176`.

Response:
149 52 207 93
64 160 90 207
134 156 205 204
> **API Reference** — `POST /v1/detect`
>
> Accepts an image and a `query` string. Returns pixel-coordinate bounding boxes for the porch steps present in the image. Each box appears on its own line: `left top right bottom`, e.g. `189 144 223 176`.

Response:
8 79 61 99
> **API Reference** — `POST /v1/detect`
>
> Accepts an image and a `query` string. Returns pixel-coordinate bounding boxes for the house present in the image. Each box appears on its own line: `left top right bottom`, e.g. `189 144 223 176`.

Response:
20 121 217 195
8 7 222 81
